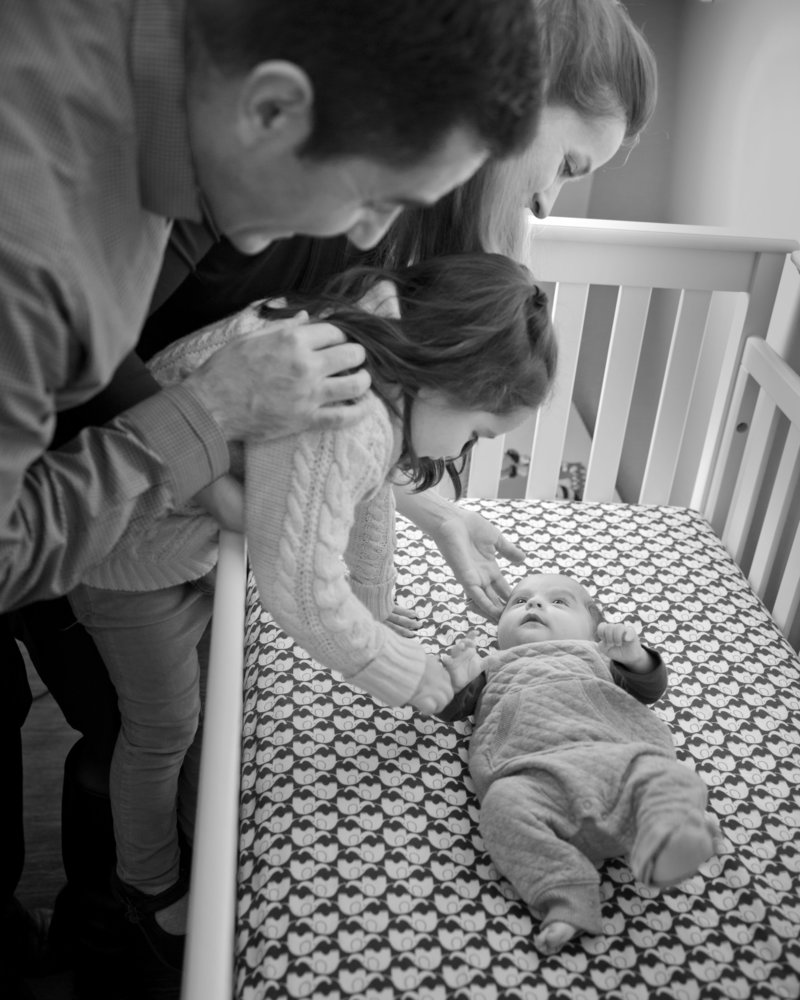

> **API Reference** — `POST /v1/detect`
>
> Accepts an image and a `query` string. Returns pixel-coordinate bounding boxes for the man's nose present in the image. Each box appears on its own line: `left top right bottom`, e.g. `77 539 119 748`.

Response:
348 208 402 250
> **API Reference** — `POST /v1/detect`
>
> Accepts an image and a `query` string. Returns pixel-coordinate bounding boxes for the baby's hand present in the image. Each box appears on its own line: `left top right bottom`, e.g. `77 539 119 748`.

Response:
597 622 651 671
409 655 454 715
441 632 484 692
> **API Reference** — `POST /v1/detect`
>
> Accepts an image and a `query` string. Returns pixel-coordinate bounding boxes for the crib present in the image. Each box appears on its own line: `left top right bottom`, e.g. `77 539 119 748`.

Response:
183 220 800 1000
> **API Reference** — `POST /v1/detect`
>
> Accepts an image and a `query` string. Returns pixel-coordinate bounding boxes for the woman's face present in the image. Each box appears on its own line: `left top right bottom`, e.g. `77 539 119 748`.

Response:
521 104 627 218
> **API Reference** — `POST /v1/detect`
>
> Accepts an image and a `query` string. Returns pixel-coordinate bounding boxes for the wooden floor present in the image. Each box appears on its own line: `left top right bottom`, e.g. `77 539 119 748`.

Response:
17 644 80 999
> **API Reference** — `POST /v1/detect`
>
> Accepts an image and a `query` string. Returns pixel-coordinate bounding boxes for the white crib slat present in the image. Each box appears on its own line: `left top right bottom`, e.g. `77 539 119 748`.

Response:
583 286 651 501
721 392 779 566
639 289 712 505
467 436 506 499
703 365 760 537
526 282 589 500
748 422 800 595
772 524 800 639
183 530 247 1000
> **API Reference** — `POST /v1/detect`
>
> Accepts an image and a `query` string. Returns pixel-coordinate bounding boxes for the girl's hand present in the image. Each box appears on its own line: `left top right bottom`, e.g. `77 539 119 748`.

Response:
428 506 525 621
408 655 454 715
441 632 483 692
386 603 423 637
597 622 652 672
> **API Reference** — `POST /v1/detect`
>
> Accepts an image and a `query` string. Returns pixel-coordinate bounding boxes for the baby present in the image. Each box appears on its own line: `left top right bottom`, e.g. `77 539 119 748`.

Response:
440 573 721 954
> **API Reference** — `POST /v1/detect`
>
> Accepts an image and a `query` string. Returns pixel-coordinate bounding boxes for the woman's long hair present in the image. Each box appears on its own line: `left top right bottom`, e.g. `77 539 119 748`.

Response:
263 252 557 496
368 0 657 267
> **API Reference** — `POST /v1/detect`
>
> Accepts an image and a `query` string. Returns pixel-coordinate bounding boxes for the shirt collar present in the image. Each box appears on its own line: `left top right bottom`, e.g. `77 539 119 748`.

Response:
132 0 203 222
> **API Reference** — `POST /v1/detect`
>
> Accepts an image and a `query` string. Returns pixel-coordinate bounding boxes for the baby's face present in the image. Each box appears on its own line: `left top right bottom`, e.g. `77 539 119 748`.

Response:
497 574 597 649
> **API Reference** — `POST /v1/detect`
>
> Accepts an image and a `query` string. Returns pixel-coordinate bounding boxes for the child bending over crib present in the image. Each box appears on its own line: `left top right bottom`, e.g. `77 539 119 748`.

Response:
439 572 722 955
67 252 557 966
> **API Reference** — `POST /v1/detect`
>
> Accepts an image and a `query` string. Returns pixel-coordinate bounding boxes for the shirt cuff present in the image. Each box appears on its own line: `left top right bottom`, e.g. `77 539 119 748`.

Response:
119 383 230 504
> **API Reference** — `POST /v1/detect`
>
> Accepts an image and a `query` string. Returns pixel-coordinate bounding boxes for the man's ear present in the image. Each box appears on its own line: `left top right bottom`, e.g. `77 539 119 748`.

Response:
236 61 314 151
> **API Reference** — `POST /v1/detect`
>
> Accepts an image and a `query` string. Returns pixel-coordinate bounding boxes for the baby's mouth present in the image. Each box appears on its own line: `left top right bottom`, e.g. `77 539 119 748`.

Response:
523 612 545 626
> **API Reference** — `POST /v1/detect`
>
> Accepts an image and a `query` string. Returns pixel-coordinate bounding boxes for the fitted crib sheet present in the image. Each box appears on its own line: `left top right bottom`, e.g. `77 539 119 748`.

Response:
236 498 800 1000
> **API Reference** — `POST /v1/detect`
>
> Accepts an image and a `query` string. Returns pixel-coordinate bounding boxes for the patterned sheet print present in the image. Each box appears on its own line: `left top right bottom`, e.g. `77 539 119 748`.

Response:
236 499 800 1000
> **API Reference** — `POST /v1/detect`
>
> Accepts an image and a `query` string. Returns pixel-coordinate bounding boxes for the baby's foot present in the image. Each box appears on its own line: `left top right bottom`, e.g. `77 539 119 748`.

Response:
534 920 577 955
649 811 720 886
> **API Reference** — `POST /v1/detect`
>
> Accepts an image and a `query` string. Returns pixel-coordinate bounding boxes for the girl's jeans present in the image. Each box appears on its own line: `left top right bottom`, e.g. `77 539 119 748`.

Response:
69 575 214 895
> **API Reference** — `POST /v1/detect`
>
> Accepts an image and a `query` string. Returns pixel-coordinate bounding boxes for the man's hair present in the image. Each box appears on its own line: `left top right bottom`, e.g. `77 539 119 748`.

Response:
188 0 543 164
367 0 658 267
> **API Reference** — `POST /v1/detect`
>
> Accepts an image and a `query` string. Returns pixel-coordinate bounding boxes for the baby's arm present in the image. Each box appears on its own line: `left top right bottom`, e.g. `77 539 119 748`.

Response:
599 622 668 703
597 622 652 672
441 632 484 690
437 633 488 722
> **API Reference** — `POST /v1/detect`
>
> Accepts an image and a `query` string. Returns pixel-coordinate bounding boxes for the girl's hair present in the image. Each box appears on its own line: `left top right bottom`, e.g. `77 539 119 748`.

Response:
369 0 657 267
264 253 557 496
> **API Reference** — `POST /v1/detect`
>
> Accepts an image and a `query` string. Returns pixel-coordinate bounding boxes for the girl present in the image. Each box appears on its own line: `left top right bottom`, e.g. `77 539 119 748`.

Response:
69 251 557 966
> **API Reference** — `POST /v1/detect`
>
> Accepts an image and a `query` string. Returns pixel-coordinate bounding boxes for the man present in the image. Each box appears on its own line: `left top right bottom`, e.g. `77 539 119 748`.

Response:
1 0 542 994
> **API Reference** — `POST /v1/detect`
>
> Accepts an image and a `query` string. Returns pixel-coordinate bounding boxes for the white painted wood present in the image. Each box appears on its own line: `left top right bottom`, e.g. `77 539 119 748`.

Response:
525 282 589 500
639 290 712 504
748 422 800 597
182 530 247 1000
583 286 651 501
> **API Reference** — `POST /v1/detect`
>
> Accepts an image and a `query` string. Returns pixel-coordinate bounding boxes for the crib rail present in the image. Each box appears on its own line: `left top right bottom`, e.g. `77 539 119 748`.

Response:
467 218 798 509
704 337 800 648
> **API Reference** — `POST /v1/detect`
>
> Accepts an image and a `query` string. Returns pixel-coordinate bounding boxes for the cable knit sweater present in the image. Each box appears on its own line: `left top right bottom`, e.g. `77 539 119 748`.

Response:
81 305 427 706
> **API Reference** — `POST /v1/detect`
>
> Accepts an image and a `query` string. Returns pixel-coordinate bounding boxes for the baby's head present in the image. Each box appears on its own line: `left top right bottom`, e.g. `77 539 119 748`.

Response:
497 573 603 650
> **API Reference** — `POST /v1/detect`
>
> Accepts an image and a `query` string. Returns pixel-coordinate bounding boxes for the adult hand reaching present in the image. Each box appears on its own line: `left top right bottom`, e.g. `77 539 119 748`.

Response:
183 307 372 442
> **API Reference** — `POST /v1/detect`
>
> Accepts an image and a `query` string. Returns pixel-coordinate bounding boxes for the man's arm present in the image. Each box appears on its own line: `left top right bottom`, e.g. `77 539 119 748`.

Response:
0 256 370 608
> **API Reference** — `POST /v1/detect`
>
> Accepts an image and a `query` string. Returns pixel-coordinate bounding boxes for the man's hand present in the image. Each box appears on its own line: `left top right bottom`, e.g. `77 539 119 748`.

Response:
597 622 652 672
441 632 483 692
184 308 372 442
408 654 454 714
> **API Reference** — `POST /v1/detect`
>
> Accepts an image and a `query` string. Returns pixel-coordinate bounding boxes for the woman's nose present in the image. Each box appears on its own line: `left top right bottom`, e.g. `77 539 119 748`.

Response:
531 191 554 219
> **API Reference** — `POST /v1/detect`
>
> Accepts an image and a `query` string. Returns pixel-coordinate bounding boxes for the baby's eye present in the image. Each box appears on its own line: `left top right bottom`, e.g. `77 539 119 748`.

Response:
553 598 567 605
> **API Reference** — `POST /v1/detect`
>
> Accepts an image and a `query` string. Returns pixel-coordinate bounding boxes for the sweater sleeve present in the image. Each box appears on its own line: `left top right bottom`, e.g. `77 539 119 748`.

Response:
344 483 397 620
244 398 426 707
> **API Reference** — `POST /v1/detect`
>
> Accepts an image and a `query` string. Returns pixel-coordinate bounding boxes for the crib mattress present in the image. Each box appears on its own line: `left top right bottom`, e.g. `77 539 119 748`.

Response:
236 498 800 1000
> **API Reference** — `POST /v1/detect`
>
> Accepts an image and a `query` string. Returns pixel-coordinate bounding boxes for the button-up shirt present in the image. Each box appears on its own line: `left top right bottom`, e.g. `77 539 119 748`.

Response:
0 0 229 609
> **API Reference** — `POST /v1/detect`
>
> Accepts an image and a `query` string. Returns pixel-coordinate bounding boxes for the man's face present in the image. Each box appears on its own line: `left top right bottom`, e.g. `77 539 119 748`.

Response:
193 114 488 254
497 574 597 650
